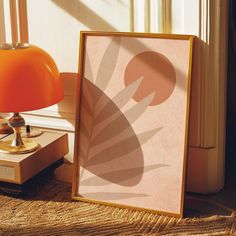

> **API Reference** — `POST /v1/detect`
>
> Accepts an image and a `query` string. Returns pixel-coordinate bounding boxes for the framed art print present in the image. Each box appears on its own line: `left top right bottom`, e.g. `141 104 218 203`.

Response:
72 31 194 218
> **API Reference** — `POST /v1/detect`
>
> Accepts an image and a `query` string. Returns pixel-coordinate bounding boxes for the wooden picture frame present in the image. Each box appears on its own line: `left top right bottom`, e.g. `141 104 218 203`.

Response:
72 31 194 218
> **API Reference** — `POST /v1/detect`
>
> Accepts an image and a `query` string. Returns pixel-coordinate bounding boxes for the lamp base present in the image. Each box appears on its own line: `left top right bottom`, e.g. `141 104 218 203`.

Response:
0 139 39 154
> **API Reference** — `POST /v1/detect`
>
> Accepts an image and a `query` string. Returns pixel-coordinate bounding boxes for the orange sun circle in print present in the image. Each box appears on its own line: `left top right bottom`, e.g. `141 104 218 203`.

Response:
124 51 176 106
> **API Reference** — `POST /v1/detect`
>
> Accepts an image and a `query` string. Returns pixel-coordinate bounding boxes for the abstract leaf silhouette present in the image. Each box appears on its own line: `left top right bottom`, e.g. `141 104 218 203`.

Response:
82 77 102 111
86 134 142 167
91 92 155 146
80 105 93 137
125 92 155 124
138 127 163 145
95 37 121 91
113 76 144 109
87 128 163 169
79 78 164 187
94 76 144 122
79 80 145 185
80 119 90 140
78 39 166 192
88 127 162 167
80 164 168 186
81 81 94 117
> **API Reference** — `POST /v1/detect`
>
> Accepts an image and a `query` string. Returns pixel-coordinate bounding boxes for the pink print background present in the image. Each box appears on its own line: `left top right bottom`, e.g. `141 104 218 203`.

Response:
76 34 192 216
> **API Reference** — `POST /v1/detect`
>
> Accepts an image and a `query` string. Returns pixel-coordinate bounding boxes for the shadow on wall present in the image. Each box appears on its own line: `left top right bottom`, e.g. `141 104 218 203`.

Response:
52 0 117 31
57 72 78 128
56 72 77 163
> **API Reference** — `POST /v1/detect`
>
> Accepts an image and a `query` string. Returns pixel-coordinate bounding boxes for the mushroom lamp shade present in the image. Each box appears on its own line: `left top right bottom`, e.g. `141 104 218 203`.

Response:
0 43 64 153
0 44 63 112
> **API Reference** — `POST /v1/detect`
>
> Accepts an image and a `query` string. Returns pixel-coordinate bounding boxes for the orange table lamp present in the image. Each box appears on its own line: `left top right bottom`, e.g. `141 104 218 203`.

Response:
0 43 64 153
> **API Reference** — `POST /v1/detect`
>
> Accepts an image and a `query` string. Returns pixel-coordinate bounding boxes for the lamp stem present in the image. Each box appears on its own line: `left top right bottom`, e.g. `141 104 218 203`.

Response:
9 112 25 147
11 126 24 147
